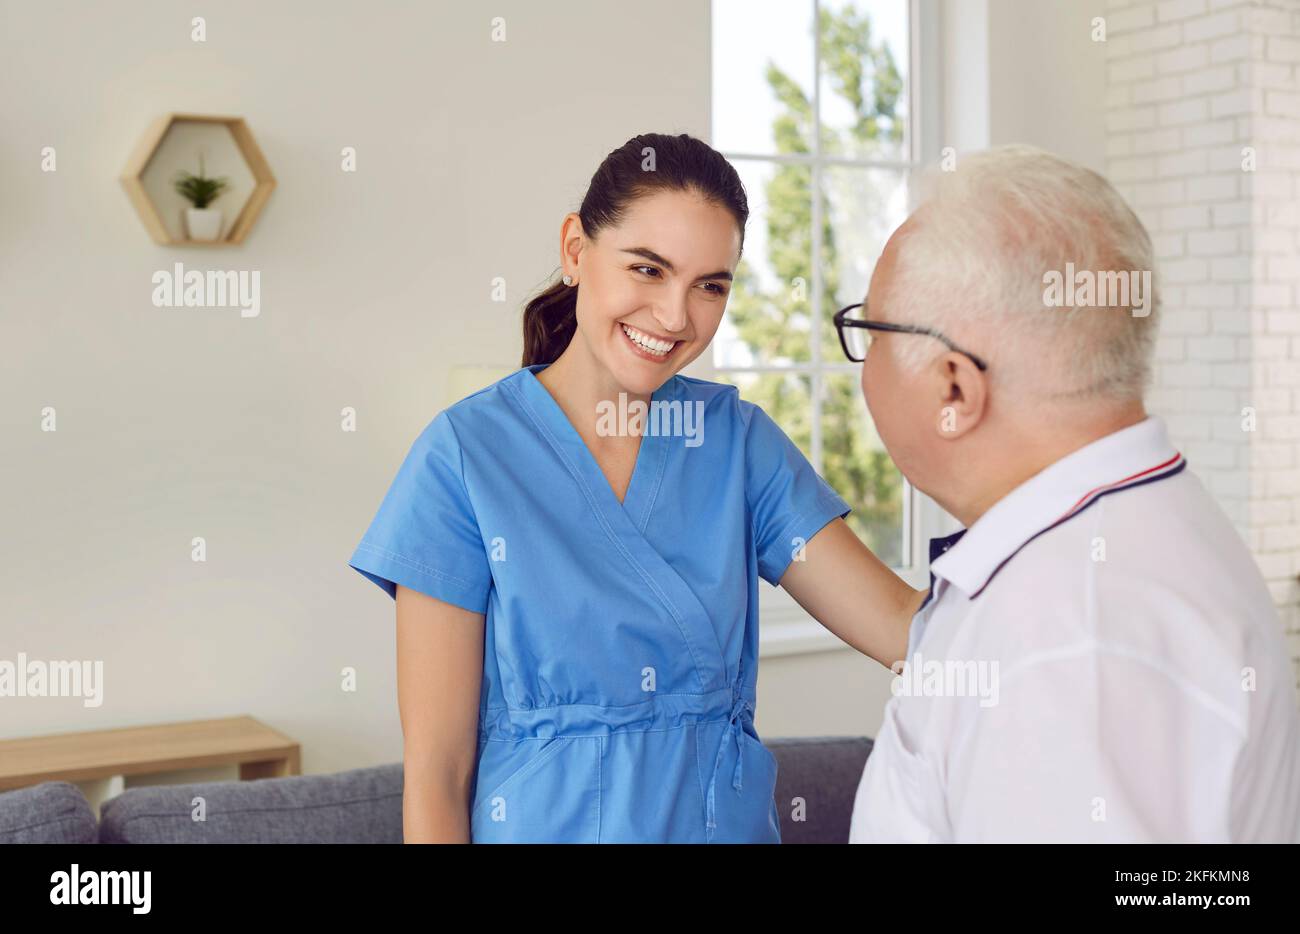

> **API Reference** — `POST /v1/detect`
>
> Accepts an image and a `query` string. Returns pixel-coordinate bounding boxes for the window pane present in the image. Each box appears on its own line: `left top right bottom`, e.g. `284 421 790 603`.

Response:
818 0 910 162
820 166 910 359
713 159 813 367
714 371 814 460
821 372 905 566
712 0 815 156
710 0 916 577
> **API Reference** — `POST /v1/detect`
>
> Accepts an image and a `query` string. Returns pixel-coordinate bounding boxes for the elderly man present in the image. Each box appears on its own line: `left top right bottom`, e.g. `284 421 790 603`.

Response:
840 144 1300 843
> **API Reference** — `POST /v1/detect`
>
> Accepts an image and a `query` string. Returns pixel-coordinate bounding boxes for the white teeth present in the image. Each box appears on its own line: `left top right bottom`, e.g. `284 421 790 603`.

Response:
621 323 675 356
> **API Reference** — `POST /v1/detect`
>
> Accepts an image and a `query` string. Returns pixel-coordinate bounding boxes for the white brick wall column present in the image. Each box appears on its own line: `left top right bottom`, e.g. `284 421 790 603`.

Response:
1105 0 1300 688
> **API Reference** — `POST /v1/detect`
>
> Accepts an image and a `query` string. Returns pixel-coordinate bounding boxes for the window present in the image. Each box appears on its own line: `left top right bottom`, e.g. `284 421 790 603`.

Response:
706 0 943 650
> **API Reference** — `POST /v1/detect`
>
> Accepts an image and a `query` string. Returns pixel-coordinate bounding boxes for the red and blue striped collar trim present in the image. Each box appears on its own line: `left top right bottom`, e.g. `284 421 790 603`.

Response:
964 451 1187 599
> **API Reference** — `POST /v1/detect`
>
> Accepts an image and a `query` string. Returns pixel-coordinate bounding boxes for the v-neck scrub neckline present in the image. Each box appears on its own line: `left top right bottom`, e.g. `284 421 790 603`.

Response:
516 363 673 532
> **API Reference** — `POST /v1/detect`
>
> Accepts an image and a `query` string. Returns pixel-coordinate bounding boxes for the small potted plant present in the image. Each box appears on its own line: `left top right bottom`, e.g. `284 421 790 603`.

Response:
173 153 230 241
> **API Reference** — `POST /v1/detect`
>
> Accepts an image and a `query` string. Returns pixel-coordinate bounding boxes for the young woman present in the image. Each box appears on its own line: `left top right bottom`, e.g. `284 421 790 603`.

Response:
349 133 922 843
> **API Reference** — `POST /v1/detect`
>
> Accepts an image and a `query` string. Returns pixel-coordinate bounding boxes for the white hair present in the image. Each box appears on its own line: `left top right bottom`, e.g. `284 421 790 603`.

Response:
884 144 1160 403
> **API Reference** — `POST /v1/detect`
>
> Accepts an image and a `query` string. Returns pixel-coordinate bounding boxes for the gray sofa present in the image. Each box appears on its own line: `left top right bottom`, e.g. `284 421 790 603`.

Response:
0 735 871 844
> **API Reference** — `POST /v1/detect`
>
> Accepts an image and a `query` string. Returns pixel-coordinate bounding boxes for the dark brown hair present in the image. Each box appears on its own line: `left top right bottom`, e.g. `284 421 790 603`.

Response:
521 132 749 367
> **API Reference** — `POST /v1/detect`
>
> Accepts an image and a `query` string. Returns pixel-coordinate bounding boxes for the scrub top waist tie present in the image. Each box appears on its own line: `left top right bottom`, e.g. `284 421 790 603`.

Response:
704 688 755 843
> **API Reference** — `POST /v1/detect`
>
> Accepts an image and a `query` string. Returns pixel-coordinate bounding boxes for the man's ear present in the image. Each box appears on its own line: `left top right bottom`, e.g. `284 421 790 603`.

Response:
930 351 987 440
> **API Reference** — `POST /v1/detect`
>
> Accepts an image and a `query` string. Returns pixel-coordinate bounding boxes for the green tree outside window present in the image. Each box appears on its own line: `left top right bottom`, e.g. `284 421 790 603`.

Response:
720 3 906 566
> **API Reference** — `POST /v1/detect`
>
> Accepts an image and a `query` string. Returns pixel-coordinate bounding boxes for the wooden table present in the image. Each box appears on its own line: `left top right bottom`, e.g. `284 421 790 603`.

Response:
0 715 300 792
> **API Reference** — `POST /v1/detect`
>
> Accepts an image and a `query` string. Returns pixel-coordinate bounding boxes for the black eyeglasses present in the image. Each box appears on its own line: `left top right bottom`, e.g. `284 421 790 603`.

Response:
833 301 989 371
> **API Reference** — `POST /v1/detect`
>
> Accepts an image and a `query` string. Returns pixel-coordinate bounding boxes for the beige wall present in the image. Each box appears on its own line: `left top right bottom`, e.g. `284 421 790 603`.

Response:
0 0 1110 790
936 0 1109 172
988 0 1109 173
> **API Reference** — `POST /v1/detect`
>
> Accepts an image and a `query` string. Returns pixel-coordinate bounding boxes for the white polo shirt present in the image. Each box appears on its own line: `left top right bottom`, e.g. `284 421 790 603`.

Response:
849 415 1300 843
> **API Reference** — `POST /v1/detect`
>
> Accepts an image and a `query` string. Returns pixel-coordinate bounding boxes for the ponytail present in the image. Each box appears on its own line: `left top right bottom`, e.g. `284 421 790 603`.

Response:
521 278 577 367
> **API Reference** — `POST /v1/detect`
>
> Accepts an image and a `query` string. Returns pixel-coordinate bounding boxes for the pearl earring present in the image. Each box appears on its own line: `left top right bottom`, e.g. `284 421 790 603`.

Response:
562 274 574 286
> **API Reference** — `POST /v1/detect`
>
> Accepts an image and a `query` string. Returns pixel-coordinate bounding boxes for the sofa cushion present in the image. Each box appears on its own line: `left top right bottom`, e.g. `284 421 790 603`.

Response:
0 781 99 844
95 736 872 843
769 735 873 844
98 763 403 844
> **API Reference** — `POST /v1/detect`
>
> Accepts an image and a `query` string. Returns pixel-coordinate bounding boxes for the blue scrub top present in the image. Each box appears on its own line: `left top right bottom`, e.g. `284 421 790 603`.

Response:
349 364 850 842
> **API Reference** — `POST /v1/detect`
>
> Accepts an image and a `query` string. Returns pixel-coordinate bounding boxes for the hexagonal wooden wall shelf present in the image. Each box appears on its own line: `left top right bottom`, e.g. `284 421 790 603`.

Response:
120 113 275 246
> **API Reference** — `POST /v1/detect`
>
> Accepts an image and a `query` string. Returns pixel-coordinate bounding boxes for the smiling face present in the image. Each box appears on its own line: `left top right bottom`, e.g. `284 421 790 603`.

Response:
561 188 741 397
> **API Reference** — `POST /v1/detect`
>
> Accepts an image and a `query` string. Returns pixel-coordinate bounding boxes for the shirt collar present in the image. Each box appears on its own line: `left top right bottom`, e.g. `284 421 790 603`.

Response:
930 415 1185 600
916 528 968 614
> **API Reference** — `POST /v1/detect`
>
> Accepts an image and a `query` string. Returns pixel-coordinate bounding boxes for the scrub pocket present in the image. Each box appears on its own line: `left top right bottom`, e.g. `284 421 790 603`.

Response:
741 732 782 842
470 735 601 843
700 725 782 843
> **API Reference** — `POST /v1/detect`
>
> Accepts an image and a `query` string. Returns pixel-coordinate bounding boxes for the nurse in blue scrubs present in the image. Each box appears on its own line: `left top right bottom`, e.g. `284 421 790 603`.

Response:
348 132 923 843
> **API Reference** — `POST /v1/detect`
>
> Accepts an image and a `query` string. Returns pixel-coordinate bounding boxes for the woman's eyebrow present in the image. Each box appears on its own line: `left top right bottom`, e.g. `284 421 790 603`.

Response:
620 247 733 282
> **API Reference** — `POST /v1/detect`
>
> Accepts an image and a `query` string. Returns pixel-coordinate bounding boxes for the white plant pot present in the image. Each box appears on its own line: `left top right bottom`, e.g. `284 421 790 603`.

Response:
184 208 223 241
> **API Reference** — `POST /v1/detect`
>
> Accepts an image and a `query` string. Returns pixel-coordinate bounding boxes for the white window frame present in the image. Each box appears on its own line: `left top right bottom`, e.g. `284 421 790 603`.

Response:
699 0 955 657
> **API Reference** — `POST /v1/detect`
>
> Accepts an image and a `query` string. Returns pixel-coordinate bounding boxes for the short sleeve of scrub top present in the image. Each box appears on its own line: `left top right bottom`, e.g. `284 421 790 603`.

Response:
742 402 852 586
348 411 492 614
